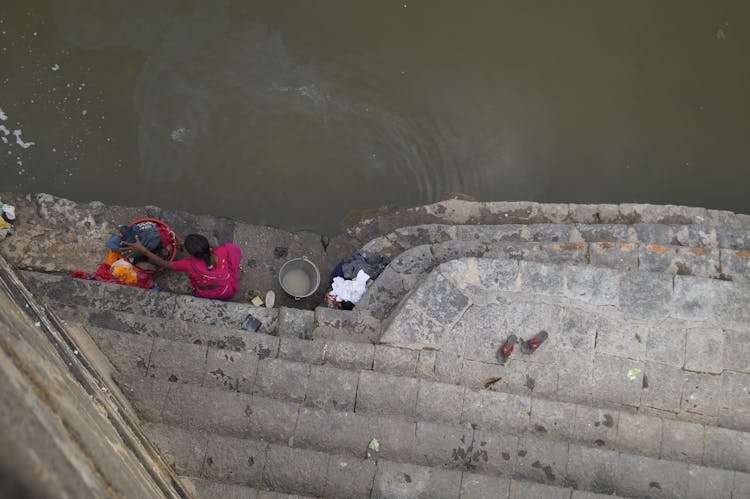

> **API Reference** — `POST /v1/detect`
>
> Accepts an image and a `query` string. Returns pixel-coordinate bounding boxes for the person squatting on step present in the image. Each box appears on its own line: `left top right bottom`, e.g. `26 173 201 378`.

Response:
122 234 243 301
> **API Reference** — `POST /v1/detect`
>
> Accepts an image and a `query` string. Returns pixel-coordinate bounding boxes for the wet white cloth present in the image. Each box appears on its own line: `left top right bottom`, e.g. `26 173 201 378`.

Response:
331 269 370 304
2 204 15 220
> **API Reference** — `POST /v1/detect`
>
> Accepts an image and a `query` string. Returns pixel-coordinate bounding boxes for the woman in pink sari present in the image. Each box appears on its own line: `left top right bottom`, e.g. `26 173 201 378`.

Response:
122 234 242 301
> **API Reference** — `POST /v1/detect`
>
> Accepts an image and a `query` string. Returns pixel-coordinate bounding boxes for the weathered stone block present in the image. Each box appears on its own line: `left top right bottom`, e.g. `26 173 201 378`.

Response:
529 399 575 440
515 435 569 487
147 337 206 385
356 370 418 417
509 479 570 499
459 358 505 390
641 361 683 413
721 329 750 373
461 389 530 433
254 358 309 403
589 242 638 271
704 426 750 472
373 345 418 375
460 473 510 499
278 307 314 339
721 249 750 283
165 385 290 442
204 348 258 394
458 225 525 243
305 365 359 412
471 430 518 476
638 243 677 274
645 321 686 367
615 411 662 458
202 433 266 484
432 240 487 265
519 261 564 297
324 455 377 499
614 453 688 498
416 350 436 379
117 375 170 421
575 223 629 243
556 349 594 403
734 471 750 498
572 406 618 450
564 265 620 307
415 421 474 469
660 419 705 464
633 224 673 245
591 353 643 406
356 266 407 320
263 445 328 497
681 372 721 416
714 281 750 329
671 275 722 323
89 327 153 379
380 301 447 351
506 360 558 397
142 422 207 476
565 445 617 494
685 464 735 499
294 409 369 458
416 380 465 425
392 224 456 247
671 225 717 248
539 204 571 223
278 337 324 365
185 477 259 499
719 370 750 417
372 460 462 499
619 271 673 320
594 317 648 361
389 245 434 274
323 340 374 370
434 352 463 384
684 326 724 374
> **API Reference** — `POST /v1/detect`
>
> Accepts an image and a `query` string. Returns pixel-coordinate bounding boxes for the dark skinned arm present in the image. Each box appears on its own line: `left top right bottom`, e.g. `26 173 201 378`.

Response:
120 236 174 269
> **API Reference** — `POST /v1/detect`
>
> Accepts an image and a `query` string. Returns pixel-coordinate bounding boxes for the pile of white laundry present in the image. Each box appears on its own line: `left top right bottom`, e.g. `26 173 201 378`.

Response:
330 269 370 304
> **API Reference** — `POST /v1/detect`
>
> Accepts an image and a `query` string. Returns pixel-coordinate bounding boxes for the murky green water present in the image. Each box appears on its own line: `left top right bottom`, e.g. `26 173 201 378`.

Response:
1 1 749 234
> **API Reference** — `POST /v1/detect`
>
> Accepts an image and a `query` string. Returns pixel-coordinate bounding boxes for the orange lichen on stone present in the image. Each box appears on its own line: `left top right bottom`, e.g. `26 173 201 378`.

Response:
620 243 636 252
691 247 708 256
554 242 585 251
736 250 750 258
646 244 670 255
596 242 615 250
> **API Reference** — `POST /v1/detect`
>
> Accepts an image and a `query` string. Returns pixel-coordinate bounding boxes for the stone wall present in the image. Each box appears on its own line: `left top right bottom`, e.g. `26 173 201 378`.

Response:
0 254 187 498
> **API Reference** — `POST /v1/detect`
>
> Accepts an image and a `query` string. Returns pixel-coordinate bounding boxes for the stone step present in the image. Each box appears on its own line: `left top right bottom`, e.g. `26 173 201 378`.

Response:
341 200 750 251
356 239 750 320
91 325 749 475
184 476 310 499
361 223 750 257
380 258 750 431
124 377 748 498
19 270 381 343
31 259 750 433
146 421 620 499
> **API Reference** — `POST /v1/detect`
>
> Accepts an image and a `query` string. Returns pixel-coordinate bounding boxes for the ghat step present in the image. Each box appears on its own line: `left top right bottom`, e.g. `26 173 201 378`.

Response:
119 375 748 498
83 324 749 475
147 421 617 499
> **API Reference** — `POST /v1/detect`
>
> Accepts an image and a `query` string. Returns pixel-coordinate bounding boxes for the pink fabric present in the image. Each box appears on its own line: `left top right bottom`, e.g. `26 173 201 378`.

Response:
172 243 242 301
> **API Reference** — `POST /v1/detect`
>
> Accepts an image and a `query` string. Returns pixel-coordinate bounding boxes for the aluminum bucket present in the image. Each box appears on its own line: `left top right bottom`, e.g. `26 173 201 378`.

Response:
278 256 320 299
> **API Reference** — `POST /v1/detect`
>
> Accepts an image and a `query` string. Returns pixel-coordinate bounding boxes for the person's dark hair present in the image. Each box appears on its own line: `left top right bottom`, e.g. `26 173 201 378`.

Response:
184 234 212 267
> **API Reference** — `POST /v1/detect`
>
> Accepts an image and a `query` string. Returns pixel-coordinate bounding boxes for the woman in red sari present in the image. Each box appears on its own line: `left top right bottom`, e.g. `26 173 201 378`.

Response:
122 234 243 301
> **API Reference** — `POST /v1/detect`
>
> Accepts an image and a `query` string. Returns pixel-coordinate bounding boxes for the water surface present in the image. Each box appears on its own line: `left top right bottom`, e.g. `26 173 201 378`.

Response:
1 1 749 233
